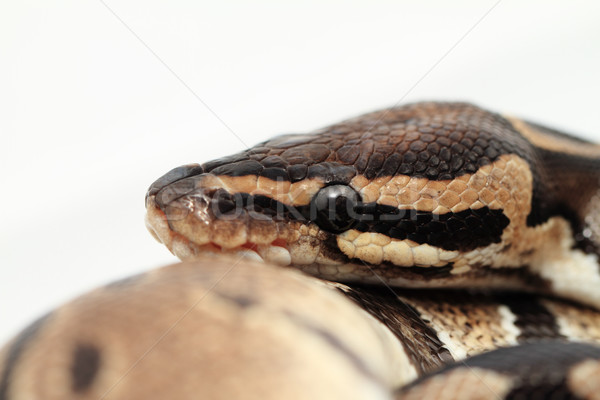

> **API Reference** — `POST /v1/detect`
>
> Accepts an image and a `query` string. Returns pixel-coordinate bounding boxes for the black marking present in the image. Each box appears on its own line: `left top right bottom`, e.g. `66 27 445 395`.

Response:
210 160 264 177
398 341 600 398
71 343 101 392
306 163 357 184
339 285 453 374
287 164 307 182
146 164 204 199
320 235 357 264
260 167 289 181
0 313 52 400
350 204 510 252
396 265 552 291
486 266 553 291
504 377 577 400
201 153 255 173
355 261 454 281
154 175 201 208
260 155 288 169
284 311 378 381
497 293 565 342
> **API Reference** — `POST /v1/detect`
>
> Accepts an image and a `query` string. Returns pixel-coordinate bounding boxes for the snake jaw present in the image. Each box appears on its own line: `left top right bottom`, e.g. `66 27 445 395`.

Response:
145 187 294 266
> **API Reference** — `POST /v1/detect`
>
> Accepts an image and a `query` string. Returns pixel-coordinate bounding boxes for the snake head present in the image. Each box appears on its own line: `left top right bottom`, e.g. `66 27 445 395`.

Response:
145 102 600 295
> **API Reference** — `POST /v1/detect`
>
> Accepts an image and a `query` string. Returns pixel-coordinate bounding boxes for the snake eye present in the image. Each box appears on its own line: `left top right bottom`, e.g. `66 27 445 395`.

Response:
312 185 361 233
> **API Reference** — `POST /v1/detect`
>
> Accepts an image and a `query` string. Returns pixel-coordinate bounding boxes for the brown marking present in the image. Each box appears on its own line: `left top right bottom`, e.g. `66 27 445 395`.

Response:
71 344 101 392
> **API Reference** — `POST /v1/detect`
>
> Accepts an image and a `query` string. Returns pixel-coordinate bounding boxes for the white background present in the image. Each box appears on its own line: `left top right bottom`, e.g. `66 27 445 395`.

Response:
1 1 599 343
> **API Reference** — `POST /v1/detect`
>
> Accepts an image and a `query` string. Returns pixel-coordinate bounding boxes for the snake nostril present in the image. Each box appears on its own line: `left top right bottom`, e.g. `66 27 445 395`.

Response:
312 185 361 233
146 164 205 203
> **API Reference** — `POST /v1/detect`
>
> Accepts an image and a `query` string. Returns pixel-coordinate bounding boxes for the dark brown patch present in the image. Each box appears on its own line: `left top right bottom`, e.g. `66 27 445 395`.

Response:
0 313 52 400
368 263 454 281
306 163 357 184
71 343 101 392
260 167 289 181
154 175 201 208
423 265 553 293
484 266 553 291
319 235 353 263
146 164 204 199
287 164 307 182
339 285 453 374
351 205 510 252
210 160 264 177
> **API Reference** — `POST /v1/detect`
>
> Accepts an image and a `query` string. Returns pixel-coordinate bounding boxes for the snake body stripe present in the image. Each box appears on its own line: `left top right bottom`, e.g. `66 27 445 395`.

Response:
398 342 600 399
3 102 600 399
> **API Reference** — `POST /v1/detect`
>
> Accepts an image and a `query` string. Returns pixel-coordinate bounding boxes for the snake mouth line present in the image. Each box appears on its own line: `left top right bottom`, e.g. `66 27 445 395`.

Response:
145 200 292 266
188 240 292 266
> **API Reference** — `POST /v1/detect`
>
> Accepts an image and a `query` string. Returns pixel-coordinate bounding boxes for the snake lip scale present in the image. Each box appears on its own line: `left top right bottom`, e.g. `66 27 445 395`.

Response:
3 101 600 399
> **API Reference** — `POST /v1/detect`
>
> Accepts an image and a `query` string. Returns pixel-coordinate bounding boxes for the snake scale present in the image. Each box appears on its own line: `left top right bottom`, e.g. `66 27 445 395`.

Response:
2 102 600 399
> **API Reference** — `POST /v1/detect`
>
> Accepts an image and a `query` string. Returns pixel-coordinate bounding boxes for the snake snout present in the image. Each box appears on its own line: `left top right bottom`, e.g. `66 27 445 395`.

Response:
146 163 205 200
145 172 298 265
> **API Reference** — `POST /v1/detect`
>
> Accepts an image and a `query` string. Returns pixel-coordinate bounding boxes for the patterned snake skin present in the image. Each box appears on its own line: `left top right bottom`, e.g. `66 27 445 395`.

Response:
2 102 600 399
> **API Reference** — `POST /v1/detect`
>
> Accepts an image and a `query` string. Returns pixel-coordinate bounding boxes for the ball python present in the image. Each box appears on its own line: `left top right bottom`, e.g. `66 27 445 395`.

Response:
2 102 600 399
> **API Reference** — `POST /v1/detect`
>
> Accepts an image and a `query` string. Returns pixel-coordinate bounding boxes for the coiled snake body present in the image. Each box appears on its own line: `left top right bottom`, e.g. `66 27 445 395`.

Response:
2 102 600 399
